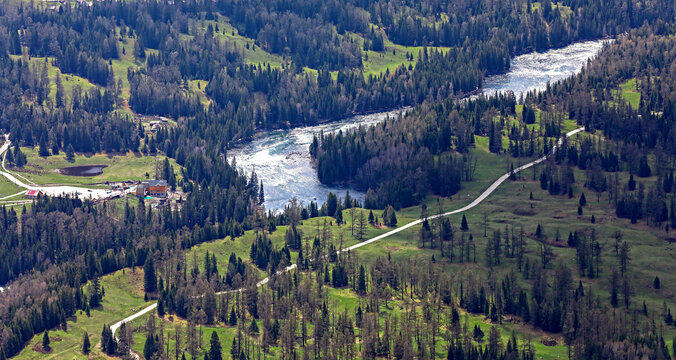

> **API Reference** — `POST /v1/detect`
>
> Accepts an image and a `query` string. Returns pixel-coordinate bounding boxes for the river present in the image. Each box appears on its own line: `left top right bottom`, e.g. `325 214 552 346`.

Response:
229 39 608 211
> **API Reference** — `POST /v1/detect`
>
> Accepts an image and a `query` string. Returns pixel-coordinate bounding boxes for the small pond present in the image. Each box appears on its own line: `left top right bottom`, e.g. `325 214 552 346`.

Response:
58 165 108 177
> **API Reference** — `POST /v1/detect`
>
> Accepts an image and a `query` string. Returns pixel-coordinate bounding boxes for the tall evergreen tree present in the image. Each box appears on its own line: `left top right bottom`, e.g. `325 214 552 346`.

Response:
208 331 223 360
144 256 157 294
82 332 91 354
42 331 50 351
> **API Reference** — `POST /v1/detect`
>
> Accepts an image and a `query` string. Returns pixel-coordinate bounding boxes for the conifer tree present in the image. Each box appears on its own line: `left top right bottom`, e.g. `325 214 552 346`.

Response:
82 332 91 354
144 256 157 294
228 308 237 326
42 331 50 351
208 331 223 360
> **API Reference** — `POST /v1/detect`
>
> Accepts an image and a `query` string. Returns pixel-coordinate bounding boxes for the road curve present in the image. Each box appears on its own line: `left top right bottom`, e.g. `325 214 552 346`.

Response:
110 127 584 344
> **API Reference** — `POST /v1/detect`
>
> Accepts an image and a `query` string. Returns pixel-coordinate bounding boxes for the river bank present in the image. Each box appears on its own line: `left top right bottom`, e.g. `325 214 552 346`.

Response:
230 39 608 211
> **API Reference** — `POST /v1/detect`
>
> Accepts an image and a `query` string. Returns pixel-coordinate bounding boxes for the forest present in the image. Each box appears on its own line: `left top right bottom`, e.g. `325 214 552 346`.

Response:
312 24 676 213
0 0 675 358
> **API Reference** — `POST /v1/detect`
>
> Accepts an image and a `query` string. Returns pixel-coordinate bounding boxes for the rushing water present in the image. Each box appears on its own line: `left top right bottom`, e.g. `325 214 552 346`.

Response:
229 109 407 211
229 39 608 211
481 39 609 96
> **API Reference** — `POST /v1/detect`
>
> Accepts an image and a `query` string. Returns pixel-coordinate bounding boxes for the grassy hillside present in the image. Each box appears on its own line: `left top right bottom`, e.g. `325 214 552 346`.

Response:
619 78 641 109
14 132 675 358
14 269 147 360
9 54 96 105
10 147 181 186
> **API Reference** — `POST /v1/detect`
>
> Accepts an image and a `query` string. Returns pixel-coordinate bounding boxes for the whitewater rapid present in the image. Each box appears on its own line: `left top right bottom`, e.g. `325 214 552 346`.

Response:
229 39 608 211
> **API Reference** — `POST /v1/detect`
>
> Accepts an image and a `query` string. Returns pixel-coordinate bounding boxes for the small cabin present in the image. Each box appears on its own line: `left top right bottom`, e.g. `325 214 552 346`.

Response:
25 190 42 199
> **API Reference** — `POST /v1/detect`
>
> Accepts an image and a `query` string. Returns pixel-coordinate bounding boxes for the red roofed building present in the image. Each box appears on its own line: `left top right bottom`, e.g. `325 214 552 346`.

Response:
25 190 41 199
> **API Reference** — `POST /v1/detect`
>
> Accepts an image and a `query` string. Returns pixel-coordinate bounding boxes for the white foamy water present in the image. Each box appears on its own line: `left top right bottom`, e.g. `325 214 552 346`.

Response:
229 109 406 211
481 39 608 97
230 39 608 211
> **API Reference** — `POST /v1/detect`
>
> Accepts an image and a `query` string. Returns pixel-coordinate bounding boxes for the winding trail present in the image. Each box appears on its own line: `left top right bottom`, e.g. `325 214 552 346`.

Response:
109 126 585 352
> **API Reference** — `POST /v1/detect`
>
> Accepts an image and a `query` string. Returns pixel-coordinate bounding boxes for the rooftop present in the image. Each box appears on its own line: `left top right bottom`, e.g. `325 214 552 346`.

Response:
142 180 167 187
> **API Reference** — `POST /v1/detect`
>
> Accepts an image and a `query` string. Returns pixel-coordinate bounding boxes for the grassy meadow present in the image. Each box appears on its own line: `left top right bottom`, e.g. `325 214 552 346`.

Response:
8 146 182 186
14 269 147 360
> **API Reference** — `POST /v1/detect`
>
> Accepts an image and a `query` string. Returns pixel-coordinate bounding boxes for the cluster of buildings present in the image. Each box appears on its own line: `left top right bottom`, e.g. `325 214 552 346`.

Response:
148 117 170 133
23 180 168 201
44 0 92 11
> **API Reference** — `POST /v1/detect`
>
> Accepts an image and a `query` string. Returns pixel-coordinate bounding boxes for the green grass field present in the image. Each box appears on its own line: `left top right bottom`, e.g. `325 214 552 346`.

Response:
11 147 179 186
189 79 212 106
14 268 147 360
185 208 418 281
345 143 676 352
345 29 451 80
198 16 287 69
619 78 641 110
529 1 573 17
0 175 22 198
9 54 96 105
111 32 142 106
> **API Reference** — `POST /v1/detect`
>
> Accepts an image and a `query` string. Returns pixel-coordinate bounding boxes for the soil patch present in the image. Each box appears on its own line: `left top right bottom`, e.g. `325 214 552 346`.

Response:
31 343 52 354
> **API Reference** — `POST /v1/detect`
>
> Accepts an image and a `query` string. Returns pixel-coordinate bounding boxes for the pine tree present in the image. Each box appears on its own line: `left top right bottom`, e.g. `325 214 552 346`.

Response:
65 144 75 162
5 147 13 164
356 210 367 240
230 338 239 359
101 324 116 355
89 277 102 308
157 298 165 316
383 205 397 227
14 145 26 167
579 193 587 206
101 324 110 353
610 270 619 308
334 206 343 224
55 72 64 108
619 242 630 275
628 174 636 191
82 332 91 354
38 133 50 157
228 308 237 326
42 331 51 351
461 215 469 231
144 256 157 294
473 325 484 341
357 265 367 294
259 181 265 204
638 155 651 177
208 331 223 360
143 332 156 360
249 319 259 334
